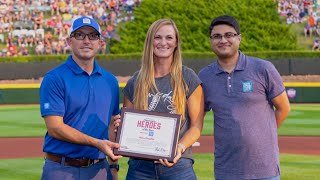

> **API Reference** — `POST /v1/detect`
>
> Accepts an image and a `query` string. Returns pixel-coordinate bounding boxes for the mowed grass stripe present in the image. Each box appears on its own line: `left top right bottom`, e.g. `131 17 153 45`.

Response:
278 104 320 136
280 154 320 180
0 154 214 180
0 104 319 137
0 105 45 137
0 154 319 180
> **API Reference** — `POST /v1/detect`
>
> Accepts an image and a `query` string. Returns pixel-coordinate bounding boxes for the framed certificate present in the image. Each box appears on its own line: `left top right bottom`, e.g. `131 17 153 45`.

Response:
114 108 182 162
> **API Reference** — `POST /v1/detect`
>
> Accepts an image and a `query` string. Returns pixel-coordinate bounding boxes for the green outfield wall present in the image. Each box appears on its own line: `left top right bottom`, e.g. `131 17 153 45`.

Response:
0 83 125 104
0 83 319 104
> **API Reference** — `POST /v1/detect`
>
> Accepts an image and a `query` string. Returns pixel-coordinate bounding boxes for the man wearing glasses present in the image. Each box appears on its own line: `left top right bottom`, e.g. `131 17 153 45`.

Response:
40 16 122 180
199 15 290 180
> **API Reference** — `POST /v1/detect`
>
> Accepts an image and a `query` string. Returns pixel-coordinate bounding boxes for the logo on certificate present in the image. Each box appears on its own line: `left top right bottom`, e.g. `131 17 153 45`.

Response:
148 131 154 136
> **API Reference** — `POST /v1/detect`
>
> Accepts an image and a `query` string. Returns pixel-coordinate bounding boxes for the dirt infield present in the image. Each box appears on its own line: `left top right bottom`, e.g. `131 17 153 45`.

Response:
0 136 319 159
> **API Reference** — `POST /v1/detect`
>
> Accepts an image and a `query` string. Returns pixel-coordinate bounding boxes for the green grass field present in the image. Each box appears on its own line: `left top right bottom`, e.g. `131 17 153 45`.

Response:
0 104 319 137
278 104 320 136
0 155 214 180
0 154 319 180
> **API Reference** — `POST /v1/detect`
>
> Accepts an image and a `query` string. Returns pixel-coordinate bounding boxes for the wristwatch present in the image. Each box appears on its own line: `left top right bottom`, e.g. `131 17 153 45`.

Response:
109 164 119 171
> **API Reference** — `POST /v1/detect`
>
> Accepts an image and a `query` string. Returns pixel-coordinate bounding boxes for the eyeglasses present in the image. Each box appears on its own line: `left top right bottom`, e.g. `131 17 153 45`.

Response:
210 32 239 41
71 32 100 40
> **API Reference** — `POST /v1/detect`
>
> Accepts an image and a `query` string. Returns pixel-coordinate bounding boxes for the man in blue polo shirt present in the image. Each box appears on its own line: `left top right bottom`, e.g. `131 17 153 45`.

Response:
198 15 291 180
40 16 122 180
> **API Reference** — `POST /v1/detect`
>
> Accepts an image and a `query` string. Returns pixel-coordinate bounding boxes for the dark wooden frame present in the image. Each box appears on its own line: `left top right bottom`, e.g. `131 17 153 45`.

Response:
113 108 182 162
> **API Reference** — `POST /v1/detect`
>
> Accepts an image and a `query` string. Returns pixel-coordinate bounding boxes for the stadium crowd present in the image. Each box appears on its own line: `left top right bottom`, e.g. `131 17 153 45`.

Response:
0 0 140 57
2 0 320 57
277 0 320 50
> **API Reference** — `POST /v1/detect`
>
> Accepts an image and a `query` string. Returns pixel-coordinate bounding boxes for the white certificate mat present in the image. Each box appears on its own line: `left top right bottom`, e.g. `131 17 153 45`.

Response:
114 108 181 162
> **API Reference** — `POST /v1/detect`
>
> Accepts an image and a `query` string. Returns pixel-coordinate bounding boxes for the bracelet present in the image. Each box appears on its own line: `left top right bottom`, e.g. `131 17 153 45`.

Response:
177 143 186 153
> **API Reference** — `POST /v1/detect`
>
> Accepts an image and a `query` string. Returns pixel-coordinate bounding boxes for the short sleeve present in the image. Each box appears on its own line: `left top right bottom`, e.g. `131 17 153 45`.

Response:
198 66 213 112
183 66 202 99
122 72 138 103
112 78 120 115
40 74 65 117
264 61 285 100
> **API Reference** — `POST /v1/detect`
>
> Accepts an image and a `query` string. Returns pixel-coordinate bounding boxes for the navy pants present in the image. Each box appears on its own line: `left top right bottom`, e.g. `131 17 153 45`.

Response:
41 159 112 180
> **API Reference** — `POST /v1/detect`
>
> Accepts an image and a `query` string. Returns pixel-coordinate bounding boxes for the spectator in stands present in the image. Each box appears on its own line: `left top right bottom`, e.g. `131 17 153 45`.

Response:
13 12 20 21
27 35 35 47
126 0 135 14
35 41 44 55
34 12 44 30
96 5 105 21
315 22 320 36
312 38 320 50
5 34 13 47
135 0 142 6
51 0 59 16
100 12 109 26
44 43 52 55
62 39 71 54
308 13 315 27
109 9 117 26
286 13 294 24
46 16 57 29
58 0 67 14
62 22 71 35
20 44 29 56
126 0 135 21
108 0 117 10
56 39 63 55
106 23 114 39
7 42 17 56
30 10 37 22
0 15 13 32
304 22 313 37
44 31 53 45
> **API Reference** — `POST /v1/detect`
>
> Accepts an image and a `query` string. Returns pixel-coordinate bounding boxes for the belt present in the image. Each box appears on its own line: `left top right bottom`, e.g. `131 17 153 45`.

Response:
45 153 105 167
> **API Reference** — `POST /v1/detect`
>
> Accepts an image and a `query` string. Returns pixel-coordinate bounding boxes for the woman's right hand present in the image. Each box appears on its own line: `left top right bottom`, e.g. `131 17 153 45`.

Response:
113 114 121 132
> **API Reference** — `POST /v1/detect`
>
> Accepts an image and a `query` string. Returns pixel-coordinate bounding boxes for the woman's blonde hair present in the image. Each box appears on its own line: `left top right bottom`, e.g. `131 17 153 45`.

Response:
133 19 188 120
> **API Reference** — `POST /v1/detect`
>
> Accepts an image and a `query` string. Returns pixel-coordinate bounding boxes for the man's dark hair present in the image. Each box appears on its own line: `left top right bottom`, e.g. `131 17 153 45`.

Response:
209 15 240 36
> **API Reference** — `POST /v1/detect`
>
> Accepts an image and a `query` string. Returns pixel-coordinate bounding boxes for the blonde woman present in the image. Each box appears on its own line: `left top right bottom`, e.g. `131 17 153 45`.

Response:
121 19 204 179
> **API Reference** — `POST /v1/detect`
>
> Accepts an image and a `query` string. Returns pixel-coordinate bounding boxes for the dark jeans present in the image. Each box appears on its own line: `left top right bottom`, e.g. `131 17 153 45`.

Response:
126 158 197 180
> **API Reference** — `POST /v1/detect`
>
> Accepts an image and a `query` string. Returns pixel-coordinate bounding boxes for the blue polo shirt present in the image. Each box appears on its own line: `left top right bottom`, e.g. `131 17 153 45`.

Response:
199 52 285 179
40 55 120 159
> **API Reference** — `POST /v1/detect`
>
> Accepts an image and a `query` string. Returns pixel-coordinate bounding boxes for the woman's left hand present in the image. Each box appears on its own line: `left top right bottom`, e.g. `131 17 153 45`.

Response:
157 146 183 167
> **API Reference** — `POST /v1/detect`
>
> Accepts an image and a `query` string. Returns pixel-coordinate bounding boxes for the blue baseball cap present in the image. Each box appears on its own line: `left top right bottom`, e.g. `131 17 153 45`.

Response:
69 16 101 36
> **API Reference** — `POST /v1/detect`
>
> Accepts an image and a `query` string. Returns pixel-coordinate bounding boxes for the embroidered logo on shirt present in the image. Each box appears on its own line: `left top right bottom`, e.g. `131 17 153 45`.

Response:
44 103 50 109
242 81 253 92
